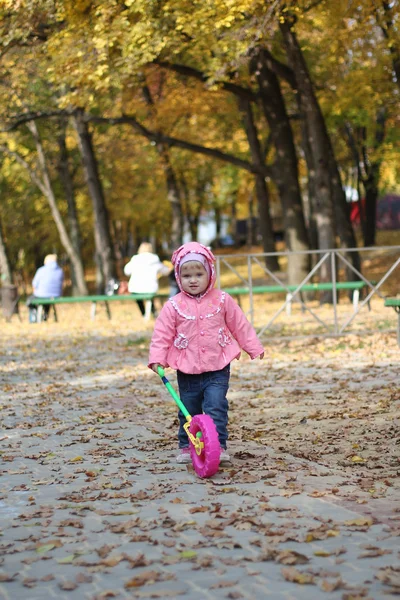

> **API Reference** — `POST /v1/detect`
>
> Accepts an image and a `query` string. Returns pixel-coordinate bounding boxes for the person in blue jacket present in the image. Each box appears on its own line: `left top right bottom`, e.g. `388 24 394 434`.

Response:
28 254 64 322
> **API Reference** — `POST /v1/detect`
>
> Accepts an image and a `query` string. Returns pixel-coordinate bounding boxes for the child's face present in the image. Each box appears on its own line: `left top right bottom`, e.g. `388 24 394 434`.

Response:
180 261 209 296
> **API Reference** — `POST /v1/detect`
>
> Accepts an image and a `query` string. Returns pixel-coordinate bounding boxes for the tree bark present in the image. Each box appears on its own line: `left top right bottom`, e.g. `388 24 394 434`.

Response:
300 116 319 255
377 0 400 88
237 98 279 271
73 109 116 287
180 174 205 242
247 192 256 247
280 15 361 293
363 108 386 246
142 81 184 250
0 216 12 284
20 122 88 294
156 144 183 250
251 49 310 284
57 121 88 295
344 108 386 248
214 205 222 244
280 17 336 299
364 170 379 247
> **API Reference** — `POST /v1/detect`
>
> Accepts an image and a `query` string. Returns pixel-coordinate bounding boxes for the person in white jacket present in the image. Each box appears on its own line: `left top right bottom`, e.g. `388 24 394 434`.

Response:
123 242 170 319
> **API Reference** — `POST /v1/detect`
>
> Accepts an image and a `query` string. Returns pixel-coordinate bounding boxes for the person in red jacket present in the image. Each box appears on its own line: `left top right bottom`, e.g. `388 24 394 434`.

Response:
148 242 264 464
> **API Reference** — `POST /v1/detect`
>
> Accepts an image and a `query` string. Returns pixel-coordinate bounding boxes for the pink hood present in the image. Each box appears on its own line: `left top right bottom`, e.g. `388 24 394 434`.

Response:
171 242 216 298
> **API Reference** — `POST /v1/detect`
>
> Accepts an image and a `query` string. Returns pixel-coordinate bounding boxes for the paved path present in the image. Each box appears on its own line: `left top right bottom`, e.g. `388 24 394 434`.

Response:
0 325 399 599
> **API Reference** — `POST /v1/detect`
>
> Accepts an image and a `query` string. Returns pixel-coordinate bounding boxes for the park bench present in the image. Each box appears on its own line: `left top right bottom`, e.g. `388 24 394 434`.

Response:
384 297 400 346
29 293 169 322
223 280 370 314
28 281 370 323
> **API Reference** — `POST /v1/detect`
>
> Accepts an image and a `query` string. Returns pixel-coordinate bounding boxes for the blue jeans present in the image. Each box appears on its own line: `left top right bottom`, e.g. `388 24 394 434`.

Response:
177 365 230 449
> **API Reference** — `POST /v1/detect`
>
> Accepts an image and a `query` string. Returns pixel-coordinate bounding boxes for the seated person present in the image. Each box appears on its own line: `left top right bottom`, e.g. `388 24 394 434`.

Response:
28 254 64 322
123 242 171 319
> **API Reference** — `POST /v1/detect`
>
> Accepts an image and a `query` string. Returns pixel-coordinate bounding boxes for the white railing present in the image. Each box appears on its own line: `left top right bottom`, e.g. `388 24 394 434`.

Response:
215 246 400 338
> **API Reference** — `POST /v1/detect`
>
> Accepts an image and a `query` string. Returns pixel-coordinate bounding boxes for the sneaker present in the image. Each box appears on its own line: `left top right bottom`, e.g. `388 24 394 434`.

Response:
220 448 231 463
176 448 191 464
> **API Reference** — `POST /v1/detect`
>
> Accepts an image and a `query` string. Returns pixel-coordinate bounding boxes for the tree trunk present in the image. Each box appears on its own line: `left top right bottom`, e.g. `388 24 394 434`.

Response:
329 152 361 277
251 49 310 284
377 0 400 88
363 108 386 246
156 144 183 250
299 115 318 255
280 16 362 293
231 191 238 244
57 121 88 295
73 109 116 287
344 122 368 243
214 205 222 244
247 191 256 247
364 172 379 246
0 216 12 284
280 17 336 300
142 83 183 251
25 121 88 295
180 175 197 241
237 98 279 271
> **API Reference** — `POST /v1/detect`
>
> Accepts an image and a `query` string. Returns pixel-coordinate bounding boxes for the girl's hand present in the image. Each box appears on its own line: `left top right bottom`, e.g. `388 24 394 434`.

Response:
151 363 165 374
259 352 264 359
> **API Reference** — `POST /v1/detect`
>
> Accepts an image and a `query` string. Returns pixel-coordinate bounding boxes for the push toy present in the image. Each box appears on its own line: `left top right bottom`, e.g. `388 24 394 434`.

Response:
157 366 220 478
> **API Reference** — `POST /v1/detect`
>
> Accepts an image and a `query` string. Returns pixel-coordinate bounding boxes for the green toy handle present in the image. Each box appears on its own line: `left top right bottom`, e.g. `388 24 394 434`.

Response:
157 366 190 419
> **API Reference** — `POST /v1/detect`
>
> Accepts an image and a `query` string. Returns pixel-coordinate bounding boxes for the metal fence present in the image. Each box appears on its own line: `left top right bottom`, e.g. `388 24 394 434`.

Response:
215 246 400 339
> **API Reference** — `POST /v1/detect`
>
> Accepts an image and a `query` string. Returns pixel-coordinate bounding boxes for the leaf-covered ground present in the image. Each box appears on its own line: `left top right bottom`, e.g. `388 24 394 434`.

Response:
0 305 399 599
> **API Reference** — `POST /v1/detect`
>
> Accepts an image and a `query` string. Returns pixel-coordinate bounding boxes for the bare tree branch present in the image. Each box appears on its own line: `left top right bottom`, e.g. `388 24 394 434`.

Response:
88 114 265 175
155 61 259 101
4 109 269 176
3 110 69 131
258 48 297 89
0 144 46 195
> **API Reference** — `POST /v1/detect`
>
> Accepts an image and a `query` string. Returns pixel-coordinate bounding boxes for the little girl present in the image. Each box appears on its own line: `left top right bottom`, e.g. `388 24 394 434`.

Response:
148 242 264 464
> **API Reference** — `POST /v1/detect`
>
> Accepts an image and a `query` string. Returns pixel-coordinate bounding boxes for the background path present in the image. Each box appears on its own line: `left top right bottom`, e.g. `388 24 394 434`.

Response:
0 318 399 599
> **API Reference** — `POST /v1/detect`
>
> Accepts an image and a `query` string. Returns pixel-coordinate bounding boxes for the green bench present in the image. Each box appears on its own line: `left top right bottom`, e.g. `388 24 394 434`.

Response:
29 293 169 322
29 281 371 323
223 280 370 315
384 297 400 346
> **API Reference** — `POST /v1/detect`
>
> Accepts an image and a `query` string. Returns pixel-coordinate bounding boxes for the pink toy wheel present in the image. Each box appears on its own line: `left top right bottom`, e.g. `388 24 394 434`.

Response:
189 414 220 478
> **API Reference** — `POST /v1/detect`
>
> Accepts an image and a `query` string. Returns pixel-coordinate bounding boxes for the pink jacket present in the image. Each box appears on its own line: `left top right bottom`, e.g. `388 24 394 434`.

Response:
148 242 264 375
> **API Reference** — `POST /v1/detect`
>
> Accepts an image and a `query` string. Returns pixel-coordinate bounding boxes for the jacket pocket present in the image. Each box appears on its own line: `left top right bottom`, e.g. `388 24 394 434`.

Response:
174 332 189 350
218 327 232 347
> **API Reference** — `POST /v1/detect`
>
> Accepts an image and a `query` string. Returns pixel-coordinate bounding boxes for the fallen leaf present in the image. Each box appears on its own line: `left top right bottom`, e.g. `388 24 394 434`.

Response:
376 566 400 590
22 578 37 588
57 555 76 564
343 518 373 527
179 551 197 560
276 550 309 565
281 567 315 584
210 580 238 589
319 578 343 592
75 573 93 583
124 570 165 588
351 455 365 463
0 574 17 582
59 581 78 591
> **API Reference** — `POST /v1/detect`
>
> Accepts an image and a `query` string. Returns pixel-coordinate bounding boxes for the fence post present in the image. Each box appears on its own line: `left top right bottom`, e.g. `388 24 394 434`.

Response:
248 255 254 325
331 251 338 334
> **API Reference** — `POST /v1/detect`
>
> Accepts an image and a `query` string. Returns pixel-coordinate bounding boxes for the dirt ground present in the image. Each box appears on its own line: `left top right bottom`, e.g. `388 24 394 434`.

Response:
0 303 399 598
2 303 399 509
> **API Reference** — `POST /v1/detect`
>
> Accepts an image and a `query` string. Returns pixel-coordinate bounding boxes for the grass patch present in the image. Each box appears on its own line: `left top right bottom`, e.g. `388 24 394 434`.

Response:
376 319 394 331
126 336 148 346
